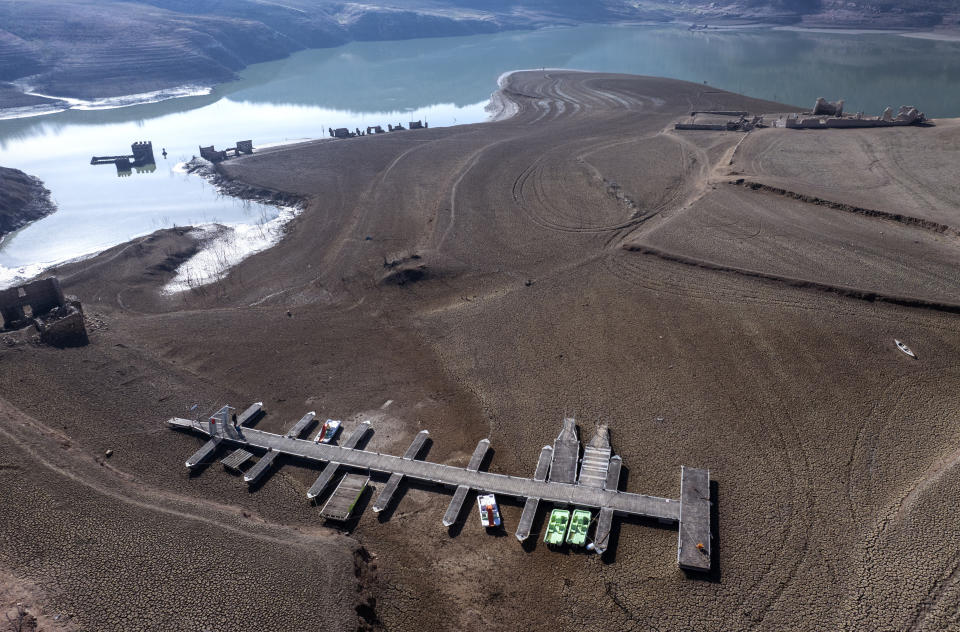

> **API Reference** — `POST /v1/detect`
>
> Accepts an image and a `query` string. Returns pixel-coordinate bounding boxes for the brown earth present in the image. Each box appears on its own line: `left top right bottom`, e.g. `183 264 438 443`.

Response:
2 71 960 630
0 166 56 238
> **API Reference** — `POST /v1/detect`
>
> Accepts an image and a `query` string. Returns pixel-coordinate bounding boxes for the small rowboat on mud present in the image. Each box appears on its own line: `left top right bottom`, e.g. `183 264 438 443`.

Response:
477 493 502 528
314 419 342 443
894 339 916 358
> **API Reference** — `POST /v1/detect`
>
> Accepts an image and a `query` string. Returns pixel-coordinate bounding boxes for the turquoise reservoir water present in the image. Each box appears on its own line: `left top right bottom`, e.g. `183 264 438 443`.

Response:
2 24 959 285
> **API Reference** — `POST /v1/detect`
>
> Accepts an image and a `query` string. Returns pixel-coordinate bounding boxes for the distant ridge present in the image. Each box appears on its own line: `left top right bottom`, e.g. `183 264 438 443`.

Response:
0 0 956 109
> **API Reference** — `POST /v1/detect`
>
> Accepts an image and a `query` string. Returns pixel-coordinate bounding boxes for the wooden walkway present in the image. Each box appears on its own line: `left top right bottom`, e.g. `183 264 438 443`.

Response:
167 405 711 570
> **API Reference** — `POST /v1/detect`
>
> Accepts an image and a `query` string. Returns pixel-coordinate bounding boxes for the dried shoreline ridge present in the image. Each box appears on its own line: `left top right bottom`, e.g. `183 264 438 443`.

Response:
1 71 959 631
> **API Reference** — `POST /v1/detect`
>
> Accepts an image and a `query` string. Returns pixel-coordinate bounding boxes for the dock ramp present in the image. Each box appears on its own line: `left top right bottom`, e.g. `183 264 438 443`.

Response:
321 474 369 521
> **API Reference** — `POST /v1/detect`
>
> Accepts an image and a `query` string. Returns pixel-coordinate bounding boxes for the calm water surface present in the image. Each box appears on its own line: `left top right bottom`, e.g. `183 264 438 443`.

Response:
2 25 960 285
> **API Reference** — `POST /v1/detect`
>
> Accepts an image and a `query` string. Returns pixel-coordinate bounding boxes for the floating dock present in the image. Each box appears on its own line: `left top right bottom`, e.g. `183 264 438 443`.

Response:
167 404 712 571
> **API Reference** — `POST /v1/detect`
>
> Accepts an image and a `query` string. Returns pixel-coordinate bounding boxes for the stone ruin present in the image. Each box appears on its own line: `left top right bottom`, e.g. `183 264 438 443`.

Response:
813 97 844 117
0 277 87 347
882 105 926 124
199 141 254 163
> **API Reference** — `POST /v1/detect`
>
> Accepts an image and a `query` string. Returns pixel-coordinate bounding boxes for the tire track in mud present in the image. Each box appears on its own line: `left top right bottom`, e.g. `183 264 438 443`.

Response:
907 553 960 632
708 364 812 628
510 132 681 235
742 361 817 628
0 398 340 553
730 180 960 239
435 136 518 251
843 365 960 628
622 244 960 315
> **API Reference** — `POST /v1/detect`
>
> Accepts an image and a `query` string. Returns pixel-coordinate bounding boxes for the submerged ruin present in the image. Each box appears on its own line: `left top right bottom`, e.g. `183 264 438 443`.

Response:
777 99 927 129
330 120 428 139
91 141 156 176
199 140 254 163
675 98 928 132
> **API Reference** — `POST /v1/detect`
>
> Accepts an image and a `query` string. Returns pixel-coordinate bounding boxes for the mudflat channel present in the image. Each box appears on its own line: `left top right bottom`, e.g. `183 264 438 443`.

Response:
2 71 959 631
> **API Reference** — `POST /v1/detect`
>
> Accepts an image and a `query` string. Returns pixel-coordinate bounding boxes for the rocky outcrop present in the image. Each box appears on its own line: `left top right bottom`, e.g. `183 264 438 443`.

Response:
0 166 56 238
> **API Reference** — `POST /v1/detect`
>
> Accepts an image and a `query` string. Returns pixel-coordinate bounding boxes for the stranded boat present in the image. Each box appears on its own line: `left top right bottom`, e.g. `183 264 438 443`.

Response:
477 493 502 528
894 339 916 358
566 509 592 546
544 508 570 545
314 419 342 443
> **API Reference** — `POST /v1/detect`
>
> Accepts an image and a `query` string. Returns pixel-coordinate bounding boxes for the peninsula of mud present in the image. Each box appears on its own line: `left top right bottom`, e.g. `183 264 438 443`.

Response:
2 71 959 631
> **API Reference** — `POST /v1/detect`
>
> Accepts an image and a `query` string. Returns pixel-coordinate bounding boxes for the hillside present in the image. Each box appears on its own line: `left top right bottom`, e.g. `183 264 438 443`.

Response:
1 0 957 109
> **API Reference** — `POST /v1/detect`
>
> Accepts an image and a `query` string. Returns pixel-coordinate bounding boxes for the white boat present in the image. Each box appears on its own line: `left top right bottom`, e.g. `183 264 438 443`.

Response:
314 419 342 443
477 493 501 528
894 339 916 358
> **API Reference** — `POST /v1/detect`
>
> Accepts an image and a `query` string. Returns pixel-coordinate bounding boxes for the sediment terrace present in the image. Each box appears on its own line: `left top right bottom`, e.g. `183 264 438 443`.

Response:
1 71 959 631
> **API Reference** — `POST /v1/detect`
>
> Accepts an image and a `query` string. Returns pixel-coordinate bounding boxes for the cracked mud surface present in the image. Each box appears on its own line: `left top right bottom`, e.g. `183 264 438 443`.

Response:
2 71 959 630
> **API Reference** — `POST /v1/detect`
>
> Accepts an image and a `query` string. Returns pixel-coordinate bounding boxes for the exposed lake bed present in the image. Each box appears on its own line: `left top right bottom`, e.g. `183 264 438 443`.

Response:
3 66 959 630
4 24 960 290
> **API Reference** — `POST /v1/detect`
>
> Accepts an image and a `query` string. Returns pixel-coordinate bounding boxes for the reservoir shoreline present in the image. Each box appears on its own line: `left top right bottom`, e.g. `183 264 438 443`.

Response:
5 70 959 630
3 20 960 118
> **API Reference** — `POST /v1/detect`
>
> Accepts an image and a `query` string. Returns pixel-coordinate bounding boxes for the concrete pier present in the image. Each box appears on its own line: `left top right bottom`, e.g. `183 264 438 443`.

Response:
604 455 622 491
306 421 371 499
443 439 491 526
243 450 278 484
168 407 711 569
373 430 430 512
515 445 555 542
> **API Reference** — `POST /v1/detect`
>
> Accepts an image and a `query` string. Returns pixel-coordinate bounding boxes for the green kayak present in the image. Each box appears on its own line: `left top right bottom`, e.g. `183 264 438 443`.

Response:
544 508 570 545
566 509 591 546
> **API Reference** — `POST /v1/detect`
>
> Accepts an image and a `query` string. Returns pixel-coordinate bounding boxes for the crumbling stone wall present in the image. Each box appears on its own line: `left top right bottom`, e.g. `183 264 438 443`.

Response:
0 277 65 328
35 301 88 347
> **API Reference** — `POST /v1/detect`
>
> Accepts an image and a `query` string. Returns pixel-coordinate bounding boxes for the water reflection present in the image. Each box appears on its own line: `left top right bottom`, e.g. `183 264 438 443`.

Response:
1 24 959 281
